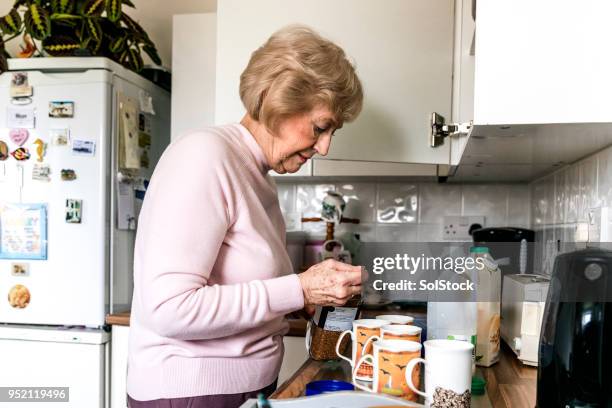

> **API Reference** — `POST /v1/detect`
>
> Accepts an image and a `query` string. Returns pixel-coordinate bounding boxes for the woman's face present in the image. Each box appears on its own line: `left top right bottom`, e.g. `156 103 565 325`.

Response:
268 106 339 174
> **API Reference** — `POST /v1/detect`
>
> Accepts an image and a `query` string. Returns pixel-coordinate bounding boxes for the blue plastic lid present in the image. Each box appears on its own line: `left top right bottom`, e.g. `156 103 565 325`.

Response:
305 380 355 396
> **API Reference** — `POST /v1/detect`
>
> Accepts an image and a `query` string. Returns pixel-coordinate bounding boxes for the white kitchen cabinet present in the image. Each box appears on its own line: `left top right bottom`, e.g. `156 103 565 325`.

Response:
473 1 612 126
215 0 455 168
450 0 612 181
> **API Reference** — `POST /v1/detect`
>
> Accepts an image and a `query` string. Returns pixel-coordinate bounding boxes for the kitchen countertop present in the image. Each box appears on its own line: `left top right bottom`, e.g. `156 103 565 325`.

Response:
271 341 536 407
105 311 309 336
106 306 537 407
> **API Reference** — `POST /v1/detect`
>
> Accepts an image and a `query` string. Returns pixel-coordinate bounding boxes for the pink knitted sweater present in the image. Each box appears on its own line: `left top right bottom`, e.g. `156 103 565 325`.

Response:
127 124 305 400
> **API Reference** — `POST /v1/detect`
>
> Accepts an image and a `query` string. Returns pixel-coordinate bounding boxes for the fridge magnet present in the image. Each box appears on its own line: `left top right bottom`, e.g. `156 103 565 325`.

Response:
8 128 29 146
32 164 51 182
11 97 32 106
138 112 152 134
50 128 70 146
11 262 29 277
8 284 30 309
118 93 140 169
33 138 46 162
11 147 30 161
65 199 82 223
10 72 33 98
0 140 8 161
71 139 95 156
60 169 76 181
138 90 156 115
49 101 74 118
7 107 35 129
138 131 151 148
0 203 48 260
140 150 149 169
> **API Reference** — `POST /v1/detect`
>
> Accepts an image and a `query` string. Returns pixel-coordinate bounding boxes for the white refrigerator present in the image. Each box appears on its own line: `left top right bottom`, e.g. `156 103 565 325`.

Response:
0 58 170 407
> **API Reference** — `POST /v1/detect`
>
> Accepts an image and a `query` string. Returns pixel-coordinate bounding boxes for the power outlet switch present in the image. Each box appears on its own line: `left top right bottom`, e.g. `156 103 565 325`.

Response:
442 216 485 240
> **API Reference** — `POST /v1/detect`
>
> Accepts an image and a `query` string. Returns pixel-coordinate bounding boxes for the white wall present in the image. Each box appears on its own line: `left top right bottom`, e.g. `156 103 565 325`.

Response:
0 0 216 68
530 144 612 275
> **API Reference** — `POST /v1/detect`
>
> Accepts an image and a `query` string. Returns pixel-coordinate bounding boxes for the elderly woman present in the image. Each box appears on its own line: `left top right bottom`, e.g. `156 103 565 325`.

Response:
127 25 364 408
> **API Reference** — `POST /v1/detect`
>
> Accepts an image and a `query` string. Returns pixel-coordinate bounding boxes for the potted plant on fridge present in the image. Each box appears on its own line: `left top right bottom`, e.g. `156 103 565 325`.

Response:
0 0 161 73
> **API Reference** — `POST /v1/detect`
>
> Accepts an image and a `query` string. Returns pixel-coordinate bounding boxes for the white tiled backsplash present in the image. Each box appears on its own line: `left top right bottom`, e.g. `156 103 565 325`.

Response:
277 181 531 242
529 144 612 275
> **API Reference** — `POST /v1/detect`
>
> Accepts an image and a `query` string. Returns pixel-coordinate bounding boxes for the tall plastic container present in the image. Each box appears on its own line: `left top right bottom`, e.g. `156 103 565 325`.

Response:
427 248 478 372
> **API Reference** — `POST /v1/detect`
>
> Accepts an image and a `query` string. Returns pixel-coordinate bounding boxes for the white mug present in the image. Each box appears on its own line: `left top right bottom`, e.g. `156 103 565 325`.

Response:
336 319 387 380
406 339 474 407
352 339 423 401
376 314 414 325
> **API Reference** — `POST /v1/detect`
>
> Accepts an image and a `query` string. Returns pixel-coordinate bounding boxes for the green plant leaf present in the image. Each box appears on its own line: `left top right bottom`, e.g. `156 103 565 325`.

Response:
0 54 7 73
142 44 161 66
105 0 121 22
24 3 51 40
42 34 80 55
85 17 102 43
0 8 22 35
50 13 82 21
126 47 142 71
120 13 145 38
81 0 105 17
122 0 135 7
51 0 75 14
109 35 126 53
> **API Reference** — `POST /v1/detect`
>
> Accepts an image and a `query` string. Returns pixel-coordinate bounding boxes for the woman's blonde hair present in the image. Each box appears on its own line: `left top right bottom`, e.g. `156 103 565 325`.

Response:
240 25 363 132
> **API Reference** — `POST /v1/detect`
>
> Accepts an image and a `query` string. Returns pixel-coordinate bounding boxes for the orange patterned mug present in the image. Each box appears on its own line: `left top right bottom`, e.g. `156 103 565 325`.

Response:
352 339 422 401
336 319 387 380
364 325 422 350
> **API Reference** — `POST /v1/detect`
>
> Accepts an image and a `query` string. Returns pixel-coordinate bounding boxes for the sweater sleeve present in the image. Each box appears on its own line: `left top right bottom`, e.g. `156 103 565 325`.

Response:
135 133 304 340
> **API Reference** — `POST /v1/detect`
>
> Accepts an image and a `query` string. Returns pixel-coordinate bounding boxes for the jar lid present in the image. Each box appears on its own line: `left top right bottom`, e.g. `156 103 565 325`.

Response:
305 380 354 396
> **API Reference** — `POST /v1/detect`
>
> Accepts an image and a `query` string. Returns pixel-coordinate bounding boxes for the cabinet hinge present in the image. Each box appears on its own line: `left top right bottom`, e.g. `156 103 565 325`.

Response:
429 112 472 147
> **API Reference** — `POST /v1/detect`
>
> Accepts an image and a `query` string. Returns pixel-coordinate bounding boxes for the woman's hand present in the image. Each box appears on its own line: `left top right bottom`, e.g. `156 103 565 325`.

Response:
298 259 363 307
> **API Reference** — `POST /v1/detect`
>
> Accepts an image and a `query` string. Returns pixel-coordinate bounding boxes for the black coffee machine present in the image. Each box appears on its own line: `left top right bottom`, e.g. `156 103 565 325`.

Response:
471 227 535 277
537 248 612 407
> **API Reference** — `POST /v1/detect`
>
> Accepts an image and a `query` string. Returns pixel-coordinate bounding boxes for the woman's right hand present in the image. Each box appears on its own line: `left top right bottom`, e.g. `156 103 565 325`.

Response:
298 259 363 307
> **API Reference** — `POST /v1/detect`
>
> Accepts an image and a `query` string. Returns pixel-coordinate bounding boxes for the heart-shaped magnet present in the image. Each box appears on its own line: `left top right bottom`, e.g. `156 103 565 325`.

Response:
9 129 29 146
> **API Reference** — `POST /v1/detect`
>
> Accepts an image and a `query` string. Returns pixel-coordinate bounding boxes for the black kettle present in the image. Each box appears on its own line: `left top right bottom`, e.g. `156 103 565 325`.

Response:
537 247 612 407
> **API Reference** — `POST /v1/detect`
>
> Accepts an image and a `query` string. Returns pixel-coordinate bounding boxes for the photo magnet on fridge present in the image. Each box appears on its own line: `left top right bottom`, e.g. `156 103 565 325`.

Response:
11 262 29 276
10 72 33 98
49 129 70 146
49 101 74 118
72 139 95 156
65 199 82 223
60 169 76 181
32 163 51 182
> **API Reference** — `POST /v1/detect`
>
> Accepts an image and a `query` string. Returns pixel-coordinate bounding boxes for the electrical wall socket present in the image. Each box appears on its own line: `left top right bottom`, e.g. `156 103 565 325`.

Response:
442 216 485 240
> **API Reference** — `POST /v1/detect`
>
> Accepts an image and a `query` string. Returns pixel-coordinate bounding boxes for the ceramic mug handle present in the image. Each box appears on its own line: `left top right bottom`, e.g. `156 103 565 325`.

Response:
405 357 428 398
335 330 354 365
363 335 381 356
352 354 375 392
